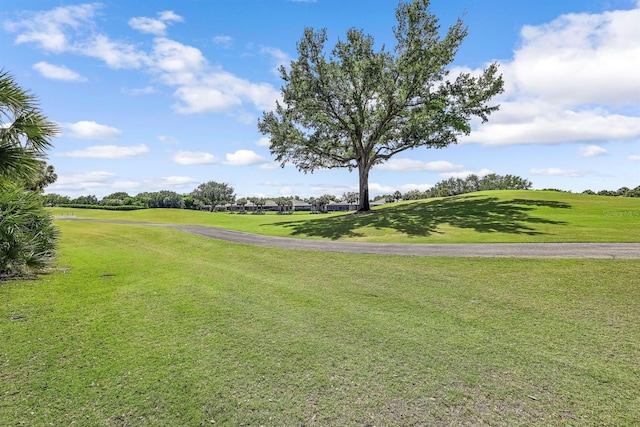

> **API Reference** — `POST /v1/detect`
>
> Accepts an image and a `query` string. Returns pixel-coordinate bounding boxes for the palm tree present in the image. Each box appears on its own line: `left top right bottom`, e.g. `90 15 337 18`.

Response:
1 70 59 278
1 70 59 180
26 161 57 192
235 197 248 213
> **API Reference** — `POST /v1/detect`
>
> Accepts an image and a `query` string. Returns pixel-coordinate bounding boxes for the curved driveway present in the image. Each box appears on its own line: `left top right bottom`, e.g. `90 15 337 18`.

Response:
57 217 640 259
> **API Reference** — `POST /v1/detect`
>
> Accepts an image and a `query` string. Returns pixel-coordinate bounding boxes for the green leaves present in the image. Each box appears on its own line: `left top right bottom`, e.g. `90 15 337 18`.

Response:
0 70 59 181
191 181 235 209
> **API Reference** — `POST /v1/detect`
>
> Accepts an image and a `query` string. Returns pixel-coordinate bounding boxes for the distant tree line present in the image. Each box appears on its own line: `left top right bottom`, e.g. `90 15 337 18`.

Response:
45 175 639 212
45 190 205 210
581 186 640 197
44 174 536 211
375 173 532 202
43 182 342 214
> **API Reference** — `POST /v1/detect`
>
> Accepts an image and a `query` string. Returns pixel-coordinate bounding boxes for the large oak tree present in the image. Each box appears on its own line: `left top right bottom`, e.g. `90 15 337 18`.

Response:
259 0 504 211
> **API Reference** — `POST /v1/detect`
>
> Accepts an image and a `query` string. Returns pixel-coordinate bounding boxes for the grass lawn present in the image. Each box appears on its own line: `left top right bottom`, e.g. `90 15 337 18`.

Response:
49 190 640 243
1 220 639 425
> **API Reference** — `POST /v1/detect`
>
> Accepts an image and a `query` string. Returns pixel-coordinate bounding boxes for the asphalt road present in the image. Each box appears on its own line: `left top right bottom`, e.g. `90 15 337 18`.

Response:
57 217 640 259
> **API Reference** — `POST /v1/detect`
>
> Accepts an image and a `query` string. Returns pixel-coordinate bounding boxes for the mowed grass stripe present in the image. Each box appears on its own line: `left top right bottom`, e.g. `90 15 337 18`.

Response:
49 190 640 243
1 220 639 425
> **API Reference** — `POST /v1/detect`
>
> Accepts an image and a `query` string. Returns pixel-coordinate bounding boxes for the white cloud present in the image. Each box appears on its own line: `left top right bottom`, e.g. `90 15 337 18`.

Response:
59 144 149 159
397 183 433 192
440 168 493 179
366 182 432 195
259 162 282 170
129 17 167 36
33 61 86 81
7 4 280 120
242 192 268 198
530 168 586 177
394 184 433 194
213 35 233 48
146 37 280 116
78 34 149 69
170 71 280 115
49 171 117 192
62 121 122 139
579 144 607 157
378 158 463 172
225 149 266 166
150 37 281 116
630 155 640 161
5 4 149 69
112 180 141 190
57 171 116 183
158 135 179 144
353 163 488 193
4 3 99 53
173 85 241 113
50 175 194 196
279 186 293 195
261 46 290 76
152 176 197 188
256 136 271 147
152 37 206 76
122 86 156 96
159 11 183 22
172 150 216 165
510 8 640 106
368 183 396 194
129 11 182 36
463 4 640 146
308 184 355 196
466 102 640 145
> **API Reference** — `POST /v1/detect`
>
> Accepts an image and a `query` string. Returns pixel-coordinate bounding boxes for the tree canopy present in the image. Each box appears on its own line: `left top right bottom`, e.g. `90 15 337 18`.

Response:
191 181 235 211
259 0 503 211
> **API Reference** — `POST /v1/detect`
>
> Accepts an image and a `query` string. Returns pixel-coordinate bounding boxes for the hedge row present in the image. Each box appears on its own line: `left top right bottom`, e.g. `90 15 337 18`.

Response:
56 204 146 211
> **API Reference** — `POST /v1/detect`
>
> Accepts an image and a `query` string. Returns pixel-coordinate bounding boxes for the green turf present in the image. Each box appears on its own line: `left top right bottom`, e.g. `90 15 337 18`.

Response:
1 220 639 425
49 190 640 242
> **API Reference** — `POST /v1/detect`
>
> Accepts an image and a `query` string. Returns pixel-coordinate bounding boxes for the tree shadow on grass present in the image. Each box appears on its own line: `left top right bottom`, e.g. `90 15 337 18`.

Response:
268 195 571 240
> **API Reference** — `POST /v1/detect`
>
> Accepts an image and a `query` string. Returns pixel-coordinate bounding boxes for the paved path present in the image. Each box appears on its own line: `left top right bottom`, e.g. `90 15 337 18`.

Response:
56 217 640 259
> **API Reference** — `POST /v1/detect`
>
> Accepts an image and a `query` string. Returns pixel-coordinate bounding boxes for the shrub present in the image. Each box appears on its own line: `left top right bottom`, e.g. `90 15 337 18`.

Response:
0 184 58 278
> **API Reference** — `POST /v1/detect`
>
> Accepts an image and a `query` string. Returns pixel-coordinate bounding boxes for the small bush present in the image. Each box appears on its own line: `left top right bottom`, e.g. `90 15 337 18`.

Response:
1 184 58 277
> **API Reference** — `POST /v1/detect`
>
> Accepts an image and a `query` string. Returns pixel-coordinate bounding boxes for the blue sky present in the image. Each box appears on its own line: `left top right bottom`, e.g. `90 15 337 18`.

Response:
2 0 639 199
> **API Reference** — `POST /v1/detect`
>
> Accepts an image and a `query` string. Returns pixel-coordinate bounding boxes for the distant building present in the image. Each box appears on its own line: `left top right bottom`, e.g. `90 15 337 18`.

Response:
292 199 311 211
326 201 358 212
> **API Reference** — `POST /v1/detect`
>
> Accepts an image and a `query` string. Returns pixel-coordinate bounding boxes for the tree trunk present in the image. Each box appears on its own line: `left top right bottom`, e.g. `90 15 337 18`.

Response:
358 162 371 212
